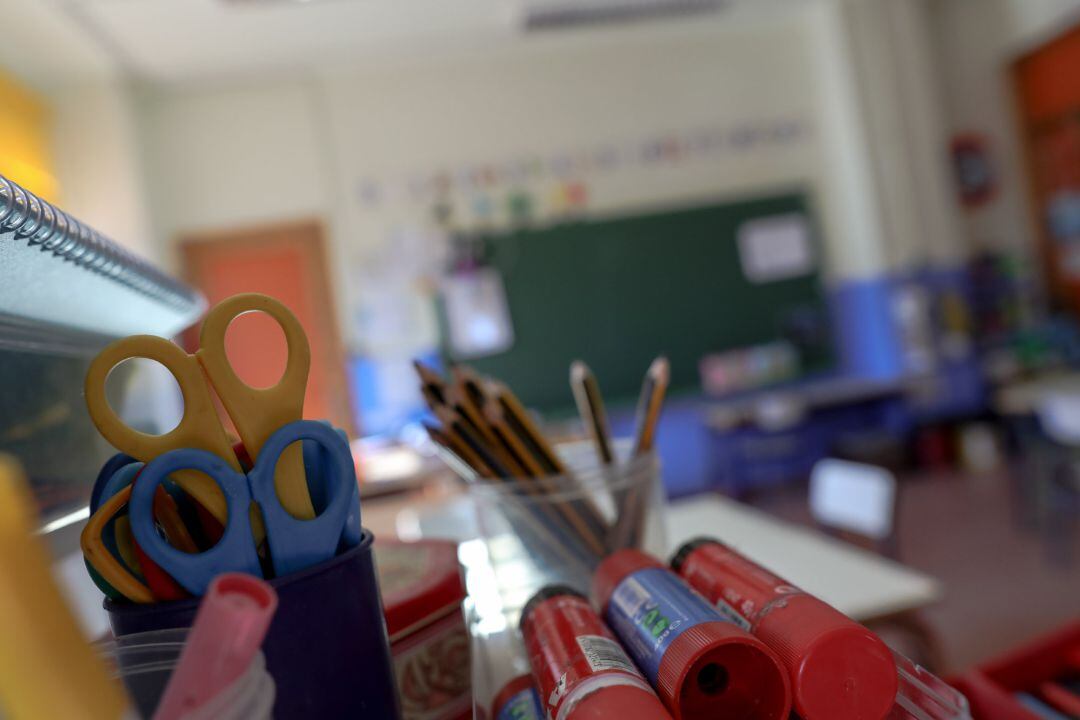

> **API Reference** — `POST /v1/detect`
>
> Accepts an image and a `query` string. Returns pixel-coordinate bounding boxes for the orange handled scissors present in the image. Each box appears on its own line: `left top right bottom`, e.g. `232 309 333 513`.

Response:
84 293 316 530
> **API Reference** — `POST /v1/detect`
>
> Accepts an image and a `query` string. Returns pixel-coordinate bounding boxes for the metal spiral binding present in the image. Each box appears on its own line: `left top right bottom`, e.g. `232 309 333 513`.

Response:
0 174 199 311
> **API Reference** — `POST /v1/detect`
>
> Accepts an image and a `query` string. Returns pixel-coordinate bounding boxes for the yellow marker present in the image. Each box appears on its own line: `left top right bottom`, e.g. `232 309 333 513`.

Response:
0 454 131 719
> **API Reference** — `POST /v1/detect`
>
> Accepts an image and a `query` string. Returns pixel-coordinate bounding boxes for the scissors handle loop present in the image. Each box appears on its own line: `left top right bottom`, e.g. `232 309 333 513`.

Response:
196 293 310 441
249 420 357 577
131 449 262 596
197 293 314 519
84 335 237 523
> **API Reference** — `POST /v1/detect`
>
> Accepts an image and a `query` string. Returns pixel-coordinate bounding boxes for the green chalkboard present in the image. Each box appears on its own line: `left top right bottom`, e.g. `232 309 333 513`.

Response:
441 191 833 413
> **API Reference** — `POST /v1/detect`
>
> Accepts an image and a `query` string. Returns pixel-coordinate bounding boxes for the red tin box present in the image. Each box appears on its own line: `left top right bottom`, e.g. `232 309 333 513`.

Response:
376 539 470 720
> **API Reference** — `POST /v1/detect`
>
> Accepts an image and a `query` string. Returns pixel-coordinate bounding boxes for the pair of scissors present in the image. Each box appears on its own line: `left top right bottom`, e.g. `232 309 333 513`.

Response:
84 293 316 533
130 420 358 596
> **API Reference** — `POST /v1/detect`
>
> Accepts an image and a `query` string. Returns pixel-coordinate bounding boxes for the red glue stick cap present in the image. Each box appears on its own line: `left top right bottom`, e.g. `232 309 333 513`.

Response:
755 595 898 720
568 683 673 720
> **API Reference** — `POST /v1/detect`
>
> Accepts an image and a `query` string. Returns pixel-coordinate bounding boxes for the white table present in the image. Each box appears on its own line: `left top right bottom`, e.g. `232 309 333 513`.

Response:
665 495 941 621
404 490 941 622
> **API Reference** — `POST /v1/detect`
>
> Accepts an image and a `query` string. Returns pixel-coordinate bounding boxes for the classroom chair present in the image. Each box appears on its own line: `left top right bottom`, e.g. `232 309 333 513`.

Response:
1032 395 1080 567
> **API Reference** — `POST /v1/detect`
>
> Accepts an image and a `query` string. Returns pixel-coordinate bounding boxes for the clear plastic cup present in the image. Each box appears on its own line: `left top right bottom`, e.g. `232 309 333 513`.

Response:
464 439 667 621
96 628 275 719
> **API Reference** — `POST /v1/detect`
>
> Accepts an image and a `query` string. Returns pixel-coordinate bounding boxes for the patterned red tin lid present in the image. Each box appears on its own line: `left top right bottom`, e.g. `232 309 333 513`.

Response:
376 539 466 639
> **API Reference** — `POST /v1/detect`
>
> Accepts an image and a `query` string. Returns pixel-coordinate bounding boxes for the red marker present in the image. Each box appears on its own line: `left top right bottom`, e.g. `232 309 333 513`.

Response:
671 538 898 720
520 585 673 720
593 549 791 720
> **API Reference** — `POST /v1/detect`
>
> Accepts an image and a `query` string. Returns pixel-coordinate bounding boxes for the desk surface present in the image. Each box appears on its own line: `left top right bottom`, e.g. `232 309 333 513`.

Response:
396 483 942 622
666 495 942 621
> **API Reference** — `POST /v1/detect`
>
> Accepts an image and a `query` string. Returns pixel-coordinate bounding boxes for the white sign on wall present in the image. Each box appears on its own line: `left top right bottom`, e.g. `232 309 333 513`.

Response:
736 213 816 283
441 267 515 359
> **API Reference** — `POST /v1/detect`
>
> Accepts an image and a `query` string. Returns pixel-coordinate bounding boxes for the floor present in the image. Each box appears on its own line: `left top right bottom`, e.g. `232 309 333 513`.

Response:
748 462 1080 674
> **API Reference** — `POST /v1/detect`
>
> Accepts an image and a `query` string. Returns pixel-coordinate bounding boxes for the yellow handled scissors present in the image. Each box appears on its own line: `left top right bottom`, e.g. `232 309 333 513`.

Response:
84 293 316 530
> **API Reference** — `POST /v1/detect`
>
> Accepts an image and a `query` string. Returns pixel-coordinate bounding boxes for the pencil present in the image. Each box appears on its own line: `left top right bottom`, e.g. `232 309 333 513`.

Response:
434 405 514 479
570 360 614 466
424 422 493 480
480 401 604 565
486 380 610 554
451 364 490 412
445 385 524 475
483 399 546 477
414 360 448 407
632 356 670 456
485 380 569 476
615 355 670 550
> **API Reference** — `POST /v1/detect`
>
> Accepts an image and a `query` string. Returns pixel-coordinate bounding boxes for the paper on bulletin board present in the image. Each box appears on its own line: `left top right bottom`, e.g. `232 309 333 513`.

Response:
441 267 514 359
736 213 816 283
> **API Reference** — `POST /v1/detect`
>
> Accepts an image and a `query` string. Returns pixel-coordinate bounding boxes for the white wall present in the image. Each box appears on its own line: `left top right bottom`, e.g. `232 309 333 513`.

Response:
0 0 155 260
51 80 156 260
1006 0 1080 49
927 0 1037 262
138 78 331 258
139 9 860 352
135 1 969 354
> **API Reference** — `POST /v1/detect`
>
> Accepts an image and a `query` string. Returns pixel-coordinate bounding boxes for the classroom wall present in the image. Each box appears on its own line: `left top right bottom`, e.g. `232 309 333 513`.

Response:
319 10 832 351
1006 0 1080 47
927 0 1037 264
0 0 155 260
135 0 971 371
139 6 889 354
927 0 1080 268
138 78 331 252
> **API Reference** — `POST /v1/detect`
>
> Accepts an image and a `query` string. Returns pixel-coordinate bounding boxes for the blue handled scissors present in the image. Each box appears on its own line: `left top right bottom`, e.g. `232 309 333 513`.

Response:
302 423 361 549
129 420 359 596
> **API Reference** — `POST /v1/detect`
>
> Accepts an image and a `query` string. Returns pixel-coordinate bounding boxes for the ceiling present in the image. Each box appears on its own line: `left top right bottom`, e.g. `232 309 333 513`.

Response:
53 0 792 85
57 0 509 83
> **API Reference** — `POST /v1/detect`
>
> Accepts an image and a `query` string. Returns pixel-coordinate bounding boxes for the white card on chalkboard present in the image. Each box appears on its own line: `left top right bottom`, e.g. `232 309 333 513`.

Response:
737 213 815 283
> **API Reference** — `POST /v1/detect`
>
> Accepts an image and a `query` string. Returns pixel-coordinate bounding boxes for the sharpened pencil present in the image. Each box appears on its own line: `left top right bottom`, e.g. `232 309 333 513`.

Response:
571 360 614 466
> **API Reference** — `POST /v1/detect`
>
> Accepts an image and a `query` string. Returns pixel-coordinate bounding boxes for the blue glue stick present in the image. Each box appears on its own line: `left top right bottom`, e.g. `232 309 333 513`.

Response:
492 675 545 720
593 549 791 720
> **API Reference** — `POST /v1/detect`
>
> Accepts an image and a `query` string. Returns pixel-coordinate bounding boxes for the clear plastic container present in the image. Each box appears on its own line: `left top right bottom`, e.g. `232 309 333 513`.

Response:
464 439 667 620
96 628 275 720
889 650 972 720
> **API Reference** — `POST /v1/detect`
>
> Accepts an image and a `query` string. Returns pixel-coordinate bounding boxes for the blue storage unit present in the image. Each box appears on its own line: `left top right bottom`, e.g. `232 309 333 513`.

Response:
704 389 908 496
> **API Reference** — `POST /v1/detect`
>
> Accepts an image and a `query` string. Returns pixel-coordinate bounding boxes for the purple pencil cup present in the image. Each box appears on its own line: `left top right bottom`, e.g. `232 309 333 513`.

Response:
105 530 401 719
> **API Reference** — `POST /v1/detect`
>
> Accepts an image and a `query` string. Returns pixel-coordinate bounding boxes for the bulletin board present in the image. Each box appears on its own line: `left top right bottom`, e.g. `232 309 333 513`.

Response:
441 190 833 413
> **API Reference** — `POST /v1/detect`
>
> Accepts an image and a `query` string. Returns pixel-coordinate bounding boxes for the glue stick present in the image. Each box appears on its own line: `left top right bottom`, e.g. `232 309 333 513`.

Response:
520 585 672 720
672 538 898 720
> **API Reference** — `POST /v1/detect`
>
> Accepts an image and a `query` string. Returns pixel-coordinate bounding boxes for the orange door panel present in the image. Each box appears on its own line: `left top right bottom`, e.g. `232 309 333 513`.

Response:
181 220 354 437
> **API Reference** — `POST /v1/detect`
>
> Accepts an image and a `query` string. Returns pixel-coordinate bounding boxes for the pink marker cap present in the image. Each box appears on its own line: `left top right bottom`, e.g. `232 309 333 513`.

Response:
153 573 278 720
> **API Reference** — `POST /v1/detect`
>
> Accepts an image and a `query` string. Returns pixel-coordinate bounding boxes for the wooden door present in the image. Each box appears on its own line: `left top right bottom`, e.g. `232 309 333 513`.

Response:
181 220 355 436
1013 23 1080 316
